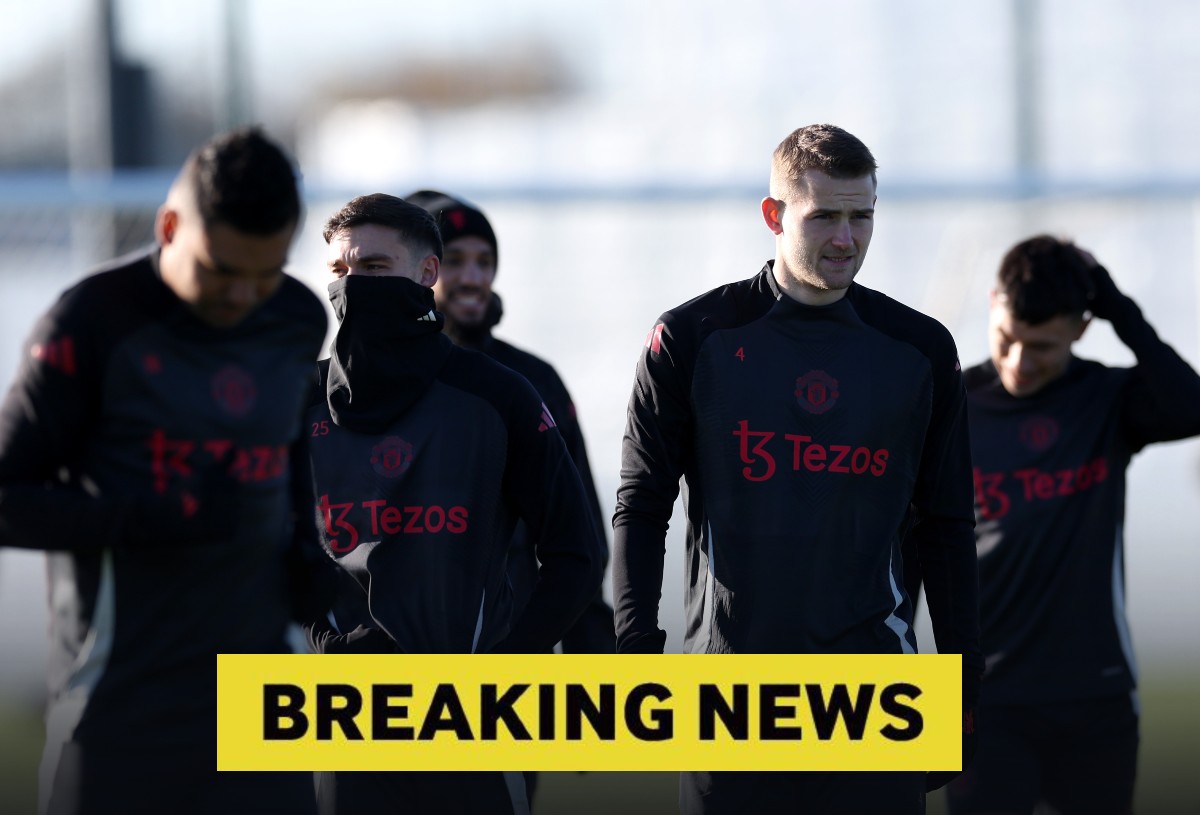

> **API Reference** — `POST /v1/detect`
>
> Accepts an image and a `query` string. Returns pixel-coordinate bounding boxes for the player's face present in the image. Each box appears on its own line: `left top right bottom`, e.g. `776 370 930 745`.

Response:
989 296 1087 397
763 169 876 305
433 236 496 328
326 223 439 286
159 211 293 328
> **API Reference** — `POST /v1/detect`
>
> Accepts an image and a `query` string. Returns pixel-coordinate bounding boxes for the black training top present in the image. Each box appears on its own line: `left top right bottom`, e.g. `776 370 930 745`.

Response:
613 263 982 696
964 293 1200 704
0 248 328 749
468 294 614 653
305 275 603 654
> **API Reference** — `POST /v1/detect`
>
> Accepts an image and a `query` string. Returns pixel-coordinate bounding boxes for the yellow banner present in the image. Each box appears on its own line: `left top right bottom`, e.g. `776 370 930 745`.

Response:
217 654 961 771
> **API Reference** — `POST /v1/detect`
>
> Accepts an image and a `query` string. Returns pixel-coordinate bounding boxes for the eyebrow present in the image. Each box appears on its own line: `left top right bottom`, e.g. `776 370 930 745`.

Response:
811 207 874 217
354 253 394 264
327 252 394 269
998 329 1055 348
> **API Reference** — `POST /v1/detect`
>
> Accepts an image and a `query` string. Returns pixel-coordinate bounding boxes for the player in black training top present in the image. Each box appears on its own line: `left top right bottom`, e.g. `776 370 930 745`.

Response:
404 189 616 806
0 129 332 815
303 194 603 815
613 124 982 814
404 189 615 654
941 236 1200 815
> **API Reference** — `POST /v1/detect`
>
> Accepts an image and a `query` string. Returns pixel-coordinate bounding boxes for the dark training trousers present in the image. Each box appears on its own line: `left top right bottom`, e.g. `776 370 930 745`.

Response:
316 770 528 815
42 742 317 815
680 770 926 815
945 694 1138 815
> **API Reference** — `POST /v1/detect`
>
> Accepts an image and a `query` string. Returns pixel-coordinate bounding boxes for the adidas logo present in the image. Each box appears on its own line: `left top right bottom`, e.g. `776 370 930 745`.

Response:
537 403 557 432
418 310 438 322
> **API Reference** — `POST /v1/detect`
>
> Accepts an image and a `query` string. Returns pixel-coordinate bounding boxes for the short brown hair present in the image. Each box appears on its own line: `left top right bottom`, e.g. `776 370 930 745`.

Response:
322 193 443 260
770 124 878 196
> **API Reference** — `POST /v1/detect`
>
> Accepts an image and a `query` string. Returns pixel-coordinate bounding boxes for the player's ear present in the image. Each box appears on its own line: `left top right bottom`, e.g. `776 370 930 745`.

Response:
155 205 178 246
761 197 784 235
419 255 439 288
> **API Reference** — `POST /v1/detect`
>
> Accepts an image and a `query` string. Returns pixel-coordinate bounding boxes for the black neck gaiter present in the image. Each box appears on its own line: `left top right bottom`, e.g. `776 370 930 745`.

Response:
326 275 454 433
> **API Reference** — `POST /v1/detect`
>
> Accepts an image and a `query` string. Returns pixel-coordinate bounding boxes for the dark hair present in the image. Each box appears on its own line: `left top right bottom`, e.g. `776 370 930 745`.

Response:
322 193 444 260
180 126 301 234
996 235 1094 324
772 124 878 186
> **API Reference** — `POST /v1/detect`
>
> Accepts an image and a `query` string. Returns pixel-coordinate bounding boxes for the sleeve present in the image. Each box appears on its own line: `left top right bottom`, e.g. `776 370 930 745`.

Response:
905 335 984 707
1107 293 1200 451
541 370 617 653
493 377 605 654
547 375 609 568
0 291 136 551
284 424 340 625
611 317 693 654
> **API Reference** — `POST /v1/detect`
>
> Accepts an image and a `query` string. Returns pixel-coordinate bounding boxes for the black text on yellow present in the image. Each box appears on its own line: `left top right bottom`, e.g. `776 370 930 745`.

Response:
262 681 923 743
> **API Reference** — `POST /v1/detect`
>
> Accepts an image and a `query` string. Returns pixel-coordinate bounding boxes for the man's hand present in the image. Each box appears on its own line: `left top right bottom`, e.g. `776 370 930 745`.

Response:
1077 249 1125 321
307 624 398 655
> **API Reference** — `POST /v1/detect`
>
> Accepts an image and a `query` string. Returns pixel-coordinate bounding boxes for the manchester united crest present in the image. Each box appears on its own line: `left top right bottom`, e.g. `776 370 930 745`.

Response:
1019 416 1059 452
371 436 415 477
795 370 839 415
211 365 257 417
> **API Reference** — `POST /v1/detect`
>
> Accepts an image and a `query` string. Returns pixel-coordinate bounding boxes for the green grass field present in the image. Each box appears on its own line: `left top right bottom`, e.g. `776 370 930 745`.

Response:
2 674 1196 815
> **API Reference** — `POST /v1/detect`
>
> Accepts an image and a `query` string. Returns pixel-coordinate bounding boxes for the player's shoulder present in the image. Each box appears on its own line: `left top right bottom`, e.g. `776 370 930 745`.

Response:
847 282 955 345
60 246 155 299
485 337 564 388
847 282 960 365
271 274 327 321
665 265 774 328
48 247 161 334
441 345 543 409
651 265 776 359
1068 356 1132 396
258 274 328 341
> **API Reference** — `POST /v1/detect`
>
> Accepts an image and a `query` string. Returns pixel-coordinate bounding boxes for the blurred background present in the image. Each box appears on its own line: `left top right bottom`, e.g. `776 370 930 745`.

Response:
0 0 1198 813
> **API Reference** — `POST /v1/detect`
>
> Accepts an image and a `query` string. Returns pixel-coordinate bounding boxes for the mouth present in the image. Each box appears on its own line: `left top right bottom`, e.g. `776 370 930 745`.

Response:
439 288 490 325
450 291 487 307
1007 374 1040 394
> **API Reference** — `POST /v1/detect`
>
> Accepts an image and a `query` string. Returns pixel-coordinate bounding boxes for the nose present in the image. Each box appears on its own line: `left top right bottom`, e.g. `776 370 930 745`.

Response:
458 262 486 285
1011 344 1037 375
456 262 489 288
830 219 853 248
